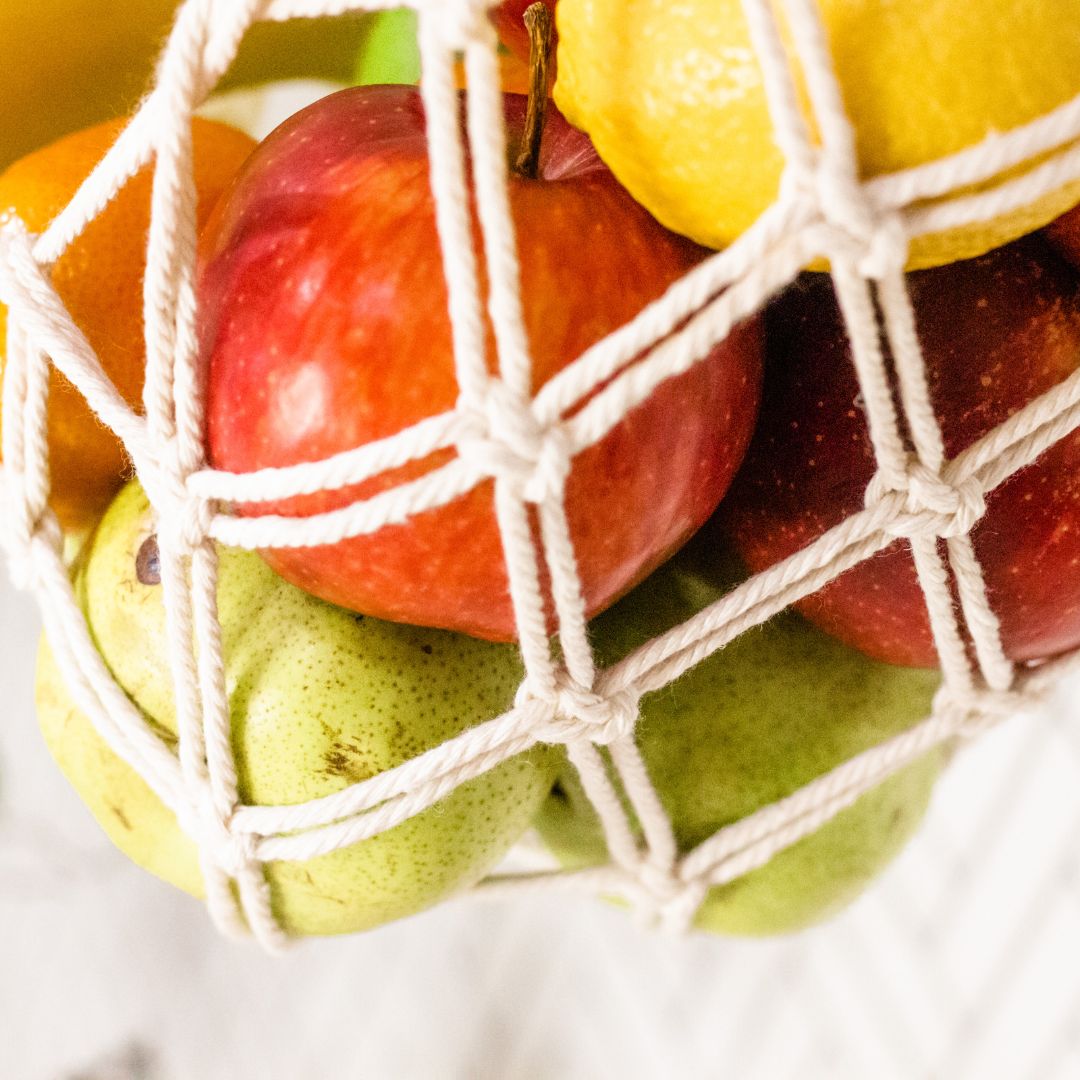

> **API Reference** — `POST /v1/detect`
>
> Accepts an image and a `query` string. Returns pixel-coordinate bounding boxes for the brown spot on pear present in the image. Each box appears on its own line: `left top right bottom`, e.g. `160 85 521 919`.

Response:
37 481 556 936
534 541 945 936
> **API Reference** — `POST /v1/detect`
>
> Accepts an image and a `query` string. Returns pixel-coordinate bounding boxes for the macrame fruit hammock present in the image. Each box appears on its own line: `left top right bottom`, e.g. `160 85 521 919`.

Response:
2 0 1079 952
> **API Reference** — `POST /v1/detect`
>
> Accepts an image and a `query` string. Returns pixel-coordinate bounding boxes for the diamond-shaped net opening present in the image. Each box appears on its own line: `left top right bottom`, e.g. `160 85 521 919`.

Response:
3 0 1080 952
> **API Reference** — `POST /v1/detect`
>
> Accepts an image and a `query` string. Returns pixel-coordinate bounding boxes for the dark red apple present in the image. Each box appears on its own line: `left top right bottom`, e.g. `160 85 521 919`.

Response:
198 85 762 641
1047 202 1080 269
722 236 1080 668
492 1 558 65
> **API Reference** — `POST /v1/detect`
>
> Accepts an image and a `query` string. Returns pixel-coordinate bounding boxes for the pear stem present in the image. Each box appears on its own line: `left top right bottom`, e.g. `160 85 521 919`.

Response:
513 3 553 179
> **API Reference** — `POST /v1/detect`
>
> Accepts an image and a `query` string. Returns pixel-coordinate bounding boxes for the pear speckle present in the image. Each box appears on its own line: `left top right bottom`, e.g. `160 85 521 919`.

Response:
37 481 556 936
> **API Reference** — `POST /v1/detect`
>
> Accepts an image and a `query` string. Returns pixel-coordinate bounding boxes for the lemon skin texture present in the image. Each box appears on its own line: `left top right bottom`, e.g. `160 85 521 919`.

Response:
36 483 556 936
555 0 1080 269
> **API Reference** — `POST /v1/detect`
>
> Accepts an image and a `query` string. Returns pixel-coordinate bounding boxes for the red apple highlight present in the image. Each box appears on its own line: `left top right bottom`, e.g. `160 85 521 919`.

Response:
198 86 762 641
722 236 1080 668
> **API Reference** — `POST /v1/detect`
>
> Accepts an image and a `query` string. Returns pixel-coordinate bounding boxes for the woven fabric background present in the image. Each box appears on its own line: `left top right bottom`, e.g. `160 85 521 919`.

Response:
5 546 1080 1080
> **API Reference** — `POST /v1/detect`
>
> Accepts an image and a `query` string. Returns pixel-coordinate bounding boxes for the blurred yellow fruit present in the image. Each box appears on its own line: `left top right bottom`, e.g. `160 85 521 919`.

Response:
1 1 370 167
0 116 255 532
555 0 1080 269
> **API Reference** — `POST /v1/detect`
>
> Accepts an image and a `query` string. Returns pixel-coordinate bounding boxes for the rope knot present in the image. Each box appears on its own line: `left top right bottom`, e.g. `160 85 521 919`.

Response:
458 379 573 504
631 862 710 936
136 444 214 554
934 682 1035 739
866 458 986 539
788 159 909 278
189 794 257 879
518 674 640 746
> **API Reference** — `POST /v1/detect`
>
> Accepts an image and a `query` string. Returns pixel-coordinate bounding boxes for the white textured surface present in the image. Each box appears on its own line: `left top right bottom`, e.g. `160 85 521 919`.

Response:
4 573 1080 1080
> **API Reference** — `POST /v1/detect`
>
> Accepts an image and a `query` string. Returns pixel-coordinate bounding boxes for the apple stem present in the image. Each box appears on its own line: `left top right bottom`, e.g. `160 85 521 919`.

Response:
513 3 553 180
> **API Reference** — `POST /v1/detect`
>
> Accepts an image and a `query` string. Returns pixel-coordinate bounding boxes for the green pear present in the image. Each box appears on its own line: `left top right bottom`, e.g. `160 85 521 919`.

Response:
36 482 555 936
536 547 946 936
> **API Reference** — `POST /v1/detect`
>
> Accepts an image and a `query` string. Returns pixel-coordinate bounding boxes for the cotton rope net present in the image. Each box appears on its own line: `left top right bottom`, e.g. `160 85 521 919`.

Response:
3 0 1080 953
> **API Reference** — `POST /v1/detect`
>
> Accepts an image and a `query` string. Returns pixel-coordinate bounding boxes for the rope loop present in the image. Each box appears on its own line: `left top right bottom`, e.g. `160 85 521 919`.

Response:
517 673 641 746
458 378 573 504
866 456 987 540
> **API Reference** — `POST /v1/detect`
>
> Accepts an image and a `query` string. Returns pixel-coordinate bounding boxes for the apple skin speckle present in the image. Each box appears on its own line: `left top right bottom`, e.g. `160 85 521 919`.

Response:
722 235 1080 668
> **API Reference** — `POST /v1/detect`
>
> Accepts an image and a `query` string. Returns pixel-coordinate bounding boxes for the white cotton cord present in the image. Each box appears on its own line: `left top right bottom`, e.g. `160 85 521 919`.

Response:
189 544 241 821
200 854 252 943
233 701 542 836
906 138 1080 241
417 8 491 410
828 258 909 490
607 737 679 877
462 25 534 404
738 0 818 184
193 0 270 99
0 219 152 461
563 740 643 874
907 533 977 696
601 498 902 699
535 494 593 690
255 736 539 861
187 411 466 503
950 366 1080 490
235 861 291 952
493 480 559 698
19 342 52 548
868 89 1080 210
156 545 210 786
0 319 37 566
532 197 813 427
32 107 161 267
945 534 1014 692
36 584 188 818
679 707 959 886
563 227 814 456
140 0 208 446
875 269 947 471
207 456 485 549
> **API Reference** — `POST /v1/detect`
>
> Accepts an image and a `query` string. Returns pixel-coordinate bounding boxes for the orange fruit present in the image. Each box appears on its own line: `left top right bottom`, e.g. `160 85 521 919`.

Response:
0 117 255 532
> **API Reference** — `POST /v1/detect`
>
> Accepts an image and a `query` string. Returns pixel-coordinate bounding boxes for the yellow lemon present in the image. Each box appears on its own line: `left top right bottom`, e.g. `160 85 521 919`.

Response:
1 1 373 168
555 0 1080 269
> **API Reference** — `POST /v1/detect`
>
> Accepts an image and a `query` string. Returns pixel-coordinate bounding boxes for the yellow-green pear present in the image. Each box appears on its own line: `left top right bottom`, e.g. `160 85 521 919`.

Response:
535 547 946 936
36 482 555 936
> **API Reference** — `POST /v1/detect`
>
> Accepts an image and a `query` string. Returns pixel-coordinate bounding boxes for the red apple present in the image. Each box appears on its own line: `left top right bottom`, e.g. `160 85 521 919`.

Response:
1048 202 1080 269
492 1 558 66
722 236 1080 668
198 85 762 641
